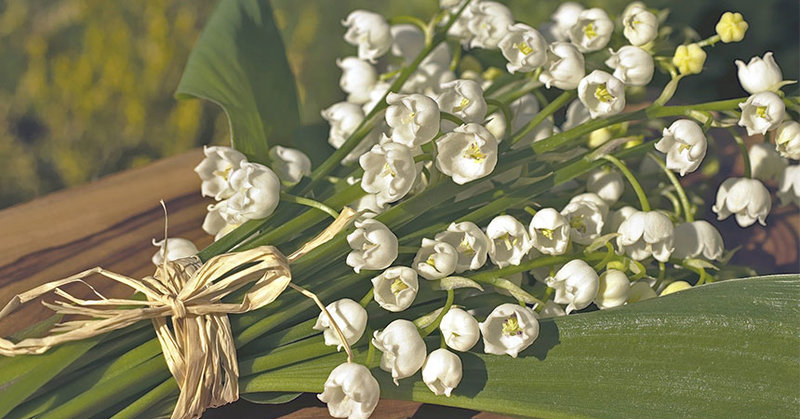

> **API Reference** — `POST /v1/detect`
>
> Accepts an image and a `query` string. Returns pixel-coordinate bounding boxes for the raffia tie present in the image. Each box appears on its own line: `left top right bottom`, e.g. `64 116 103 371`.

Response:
0 207 356 419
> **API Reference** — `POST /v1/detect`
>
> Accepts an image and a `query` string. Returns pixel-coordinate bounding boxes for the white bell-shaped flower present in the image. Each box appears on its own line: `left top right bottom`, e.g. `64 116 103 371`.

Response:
413 238 458 280
318 362 380 419
546 259 599 313
350 194 385 218
616 210 675 262
151 238 198 266
749 143 787 182
595 269 629 309
322 102 365 150
479 303 539 358
385 93 440 147
361 81 392 114
346 218 399 273
738 92 786 136
735 52 784 94
435 221 490 273
313 298 368 350
486 215 533 268
337 57 377 104
712 177 772 227
422 349 463 397
655 119 708 176
537 300 567 318
390 24 424 64
372 267 419 312
562 99 591 131
587 167 625 204
503 94 556 149
628 281 657 303
605 205 637 234
446 4 476 46
539 42 586 90
435 123 498 185
777 165 800 206
404 54 456 96
605 46 654 87
194 146 247 200
466 1 514 50
578 70 626 119
498 23 547 74
436 79 487 125
775 120 800 160
568 8 614 52
359 141 416 206
342 10 392 63
561 199 605 245
568 192 609 217
373 319 427 384
622 5 658 46
549 2 585 41
219 162 281 224
672 221 725 261
529 208 571 255
439 307 481 352
202 202 229 237
269 146 311 185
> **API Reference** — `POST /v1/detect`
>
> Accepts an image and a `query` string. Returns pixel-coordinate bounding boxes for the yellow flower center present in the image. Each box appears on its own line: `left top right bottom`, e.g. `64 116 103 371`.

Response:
678 142 692 152
499 233 518 251
453 97 471 112
570 214 586 233
583 22 597 39
594 83 615 103
756 106 768 119
502 315 523 336
458 238 475 254
381 162 397 178
540 228 555 240
425 254 437 267
514 41 533 55
463 142 486 162
213 165 233 180
390 278 408 295
403 111 416 124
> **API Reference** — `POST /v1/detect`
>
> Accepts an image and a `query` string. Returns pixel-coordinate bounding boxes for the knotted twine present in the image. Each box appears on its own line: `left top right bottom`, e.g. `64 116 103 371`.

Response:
0 207 357 418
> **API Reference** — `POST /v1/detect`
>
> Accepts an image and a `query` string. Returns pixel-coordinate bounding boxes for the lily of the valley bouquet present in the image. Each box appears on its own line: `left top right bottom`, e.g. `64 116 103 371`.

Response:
1 0 798 418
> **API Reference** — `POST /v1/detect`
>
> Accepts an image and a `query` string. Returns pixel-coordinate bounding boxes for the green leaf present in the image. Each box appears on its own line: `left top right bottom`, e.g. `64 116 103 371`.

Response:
241 275 800 417
176 0 300 162
241 391 301 404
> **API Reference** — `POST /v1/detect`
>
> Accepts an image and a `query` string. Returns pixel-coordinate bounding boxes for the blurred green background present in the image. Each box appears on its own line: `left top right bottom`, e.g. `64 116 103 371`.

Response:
0 0 797 209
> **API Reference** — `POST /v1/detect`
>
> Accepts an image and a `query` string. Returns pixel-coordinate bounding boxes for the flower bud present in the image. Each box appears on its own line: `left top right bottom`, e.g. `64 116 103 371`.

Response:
655 119 708 176
439 307 481 351
318 362 380 419
413 238 458 280
359 141 416 206
561 199 605 245
628 281 657 303
373 319 427 384
616 210 675 262
342 10 392 63
715 12 748 43
194 146 247 200
529 208 571 255
595 269 629 309
605 46 654 87
336 57 377 104
499 23 547 74
385 93 440 147
436 79 487 125
486 215 533 268
735 52 784 94
712 177 771 227
578 70 626 119
672 44 706 75
775 121 800 160
435 221 490 273
422 349 463 396
314 298 368 350
269 146 311 185
562 99 591 131
738 92 786 136
777 165 800 207
151 238 198 266
346 218 399 273
660 280 692 296
568 8 614 52
390 24 424 64
622 5 658 46
539 42 586 90
435 123 498 185
672 221 725 261
749 143 787 182
605 205 637 234
479 303 539 358
372 267 419 312
220 162 281 224
587 167 625 204
546 259 600 313
467 1 514 50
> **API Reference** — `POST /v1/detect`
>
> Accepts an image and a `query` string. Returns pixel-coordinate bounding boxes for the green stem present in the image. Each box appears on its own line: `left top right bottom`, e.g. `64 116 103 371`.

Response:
728 128 752 178
359 288 374 307
602 155 651 212
648 152 693 221
440 111 465 126
280 192 339 219
511 91 575 145
420 289 454 337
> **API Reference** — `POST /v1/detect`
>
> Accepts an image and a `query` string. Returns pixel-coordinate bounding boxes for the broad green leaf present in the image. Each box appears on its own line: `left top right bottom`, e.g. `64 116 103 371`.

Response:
176 0 300 162
241 275 800 417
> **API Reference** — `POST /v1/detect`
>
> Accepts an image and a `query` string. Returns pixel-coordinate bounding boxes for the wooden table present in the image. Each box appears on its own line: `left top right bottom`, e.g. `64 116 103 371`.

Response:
0 149 505 418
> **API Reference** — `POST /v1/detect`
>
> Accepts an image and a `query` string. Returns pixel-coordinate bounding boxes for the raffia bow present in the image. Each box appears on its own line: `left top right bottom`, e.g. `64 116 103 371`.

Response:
0 207 357 418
